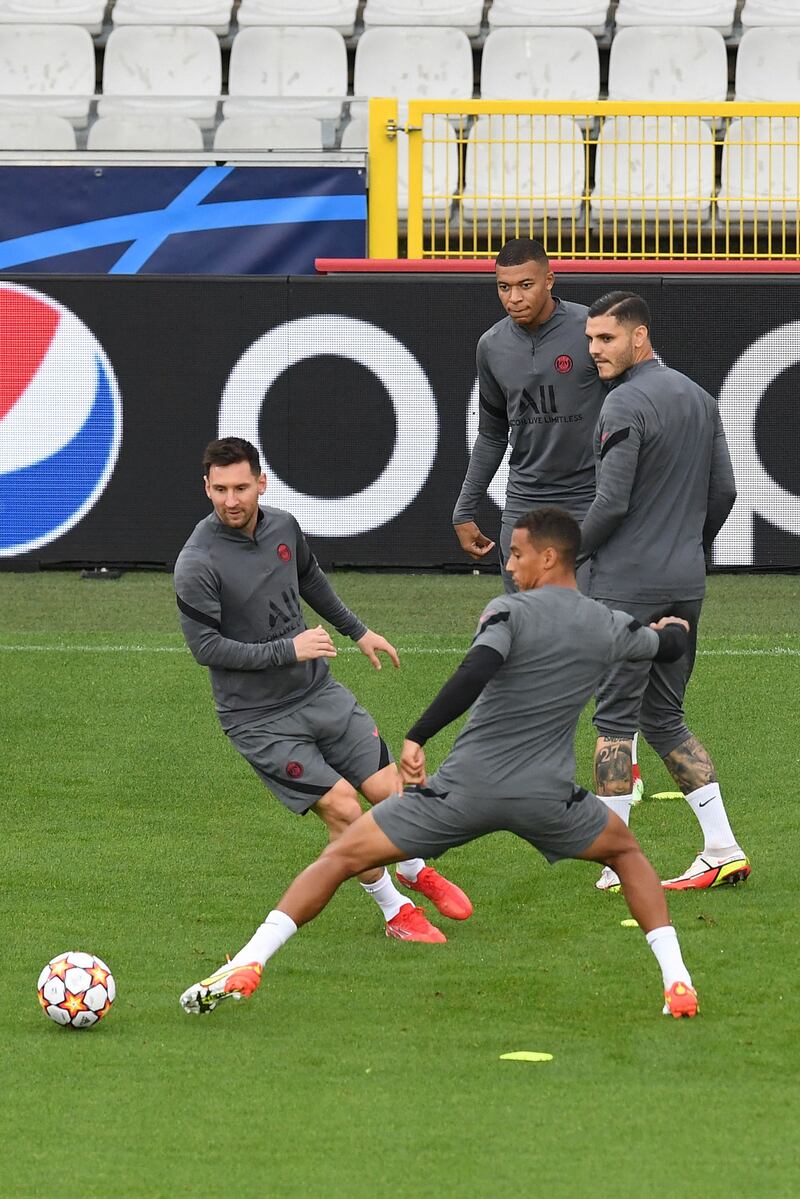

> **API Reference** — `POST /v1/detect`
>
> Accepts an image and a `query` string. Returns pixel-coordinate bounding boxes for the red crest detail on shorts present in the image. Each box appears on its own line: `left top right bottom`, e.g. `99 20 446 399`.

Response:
555 354 573 374
372 726 379 737
286 761 303 778
277 543 292 562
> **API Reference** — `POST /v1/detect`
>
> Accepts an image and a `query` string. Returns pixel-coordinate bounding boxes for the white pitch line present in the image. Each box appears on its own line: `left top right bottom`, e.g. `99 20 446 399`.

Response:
0 644 798 657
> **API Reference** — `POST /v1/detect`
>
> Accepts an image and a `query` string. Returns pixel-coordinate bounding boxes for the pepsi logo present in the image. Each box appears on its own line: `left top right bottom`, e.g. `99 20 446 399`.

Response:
0 283 122 557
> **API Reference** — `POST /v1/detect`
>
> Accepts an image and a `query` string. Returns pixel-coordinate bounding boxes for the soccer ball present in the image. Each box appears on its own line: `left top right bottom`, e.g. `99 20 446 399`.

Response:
37 952 116 1029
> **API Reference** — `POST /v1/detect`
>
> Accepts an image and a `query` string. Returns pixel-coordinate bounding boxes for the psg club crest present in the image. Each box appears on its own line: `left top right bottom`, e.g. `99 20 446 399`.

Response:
286 761 304 778
277 542 292 562
0 282 122 557
554 354 573 374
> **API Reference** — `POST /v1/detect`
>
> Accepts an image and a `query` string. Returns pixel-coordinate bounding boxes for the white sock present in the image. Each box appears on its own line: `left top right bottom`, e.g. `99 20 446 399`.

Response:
228 909 297 969
360 868 407 921
597 792 634 827
646 925 692 991
683 783 738 855
396 858 425 883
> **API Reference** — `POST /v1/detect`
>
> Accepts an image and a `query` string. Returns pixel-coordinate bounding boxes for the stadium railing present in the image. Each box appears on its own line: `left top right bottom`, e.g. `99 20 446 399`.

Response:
365 98 800 261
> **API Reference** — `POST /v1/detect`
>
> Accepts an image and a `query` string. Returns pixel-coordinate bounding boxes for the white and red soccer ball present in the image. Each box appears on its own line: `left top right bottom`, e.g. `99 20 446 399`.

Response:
37 952 116 1029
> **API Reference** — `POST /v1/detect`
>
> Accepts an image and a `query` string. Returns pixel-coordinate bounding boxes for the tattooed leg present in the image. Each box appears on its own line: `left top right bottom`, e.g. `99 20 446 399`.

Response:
662 735 717 794
594 736 634 796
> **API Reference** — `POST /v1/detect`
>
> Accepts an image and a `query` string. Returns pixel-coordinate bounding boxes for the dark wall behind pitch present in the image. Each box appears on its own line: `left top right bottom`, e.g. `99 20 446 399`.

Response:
1 273 798 570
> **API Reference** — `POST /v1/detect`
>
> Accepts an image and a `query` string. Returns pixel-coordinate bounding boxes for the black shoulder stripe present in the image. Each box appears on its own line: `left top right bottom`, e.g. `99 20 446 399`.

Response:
472 610 510 641
600 427 630 460
479 391 506 417
176 595 221 631
626 618 643 632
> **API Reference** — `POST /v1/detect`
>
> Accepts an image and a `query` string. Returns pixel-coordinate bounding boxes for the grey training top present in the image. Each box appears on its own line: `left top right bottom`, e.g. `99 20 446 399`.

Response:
174 506 367 731
580 359 737 604
435 587 659 801
452 299 607 525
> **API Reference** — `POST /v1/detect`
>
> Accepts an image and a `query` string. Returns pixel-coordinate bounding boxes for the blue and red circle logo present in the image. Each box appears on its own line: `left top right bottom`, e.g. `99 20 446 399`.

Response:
0 283 122 557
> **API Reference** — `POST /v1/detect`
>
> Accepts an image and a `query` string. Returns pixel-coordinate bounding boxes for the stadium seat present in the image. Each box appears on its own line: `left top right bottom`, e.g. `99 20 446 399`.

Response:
741 0 800 28
607 26 728 103
590 115 716 224
461 113 586 226
717 117 800 224
0 1 105 34
99 25 222 126
112 1 234 36
236 0 358 37
0 110 76 149
480 27 600 103
224 27 347 121
0 25 95 125
614 0 736 36
342 113 458 220
735 27 800 102
487 1 609 36
352 27 473 121
362 0 484 38
213 115 324 150
87 114 205 150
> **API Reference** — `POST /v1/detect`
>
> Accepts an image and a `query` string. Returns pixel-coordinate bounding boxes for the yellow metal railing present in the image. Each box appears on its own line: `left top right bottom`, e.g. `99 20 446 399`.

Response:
368 99 800 260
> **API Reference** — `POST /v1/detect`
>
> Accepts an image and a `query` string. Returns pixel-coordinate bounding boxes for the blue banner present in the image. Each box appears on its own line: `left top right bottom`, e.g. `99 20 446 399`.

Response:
0 165 366 275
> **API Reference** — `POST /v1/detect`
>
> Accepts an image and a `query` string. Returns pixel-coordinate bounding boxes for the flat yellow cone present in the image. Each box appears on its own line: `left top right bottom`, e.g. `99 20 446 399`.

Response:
500 1051 553 1062
620 918 639 928
651 791 684 799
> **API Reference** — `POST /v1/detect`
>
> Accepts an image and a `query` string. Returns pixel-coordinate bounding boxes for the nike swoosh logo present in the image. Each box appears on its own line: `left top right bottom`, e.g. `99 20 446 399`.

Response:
698 798 716 807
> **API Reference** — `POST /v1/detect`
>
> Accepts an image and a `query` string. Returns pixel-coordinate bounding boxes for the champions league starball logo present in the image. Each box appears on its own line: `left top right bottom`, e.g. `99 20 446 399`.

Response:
0 283 122 557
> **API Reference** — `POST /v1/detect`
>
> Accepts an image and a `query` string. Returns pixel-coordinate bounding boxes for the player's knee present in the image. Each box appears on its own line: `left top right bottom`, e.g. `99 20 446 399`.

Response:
315 782 362 838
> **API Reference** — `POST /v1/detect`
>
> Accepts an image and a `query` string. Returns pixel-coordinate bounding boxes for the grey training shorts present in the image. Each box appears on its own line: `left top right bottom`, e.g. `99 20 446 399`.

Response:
593 597 701 758
371 775 609 865
226 677 392 814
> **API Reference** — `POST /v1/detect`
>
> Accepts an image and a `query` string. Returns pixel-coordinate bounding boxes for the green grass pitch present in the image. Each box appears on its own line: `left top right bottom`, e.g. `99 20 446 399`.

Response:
2 571 798 1198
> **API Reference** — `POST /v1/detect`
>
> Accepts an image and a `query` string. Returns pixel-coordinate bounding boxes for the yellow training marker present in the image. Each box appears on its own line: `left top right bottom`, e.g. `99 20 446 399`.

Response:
651 791 684 799
620 919 639 928
500 1051 553 1062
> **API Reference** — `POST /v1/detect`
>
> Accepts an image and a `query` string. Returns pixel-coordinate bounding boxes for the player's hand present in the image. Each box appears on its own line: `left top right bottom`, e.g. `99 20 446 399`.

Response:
400 739 427 786
454 521 496 560
293 625 337 661
650 616 690 633
357 629 400 670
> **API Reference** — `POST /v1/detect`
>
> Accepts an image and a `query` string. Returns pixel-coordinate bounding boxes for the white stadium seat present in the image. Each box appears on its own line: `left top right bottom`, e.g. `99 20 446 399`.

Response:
590 115 716 224
112 1 234 36
735 27 800 103
352 27 473 120
461 114 586 225
614 0 736 36
741 0 800 28
224 27 347 121
342 113 458 219
99 25 222 126
237 0 358 37
87 114 205 150
480 27 600 102
488 1 609 36
214 115 324 150
0 111 76 149
363 0 484 38
0 1 105 34
0 25 95 124
607 26 728 103
718 117 800 222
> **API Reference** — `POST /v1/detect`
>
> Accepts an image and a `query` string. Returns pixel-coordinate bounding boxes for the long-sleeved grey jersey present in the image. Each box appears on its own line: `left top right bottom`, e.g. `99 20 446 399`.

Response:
435 587 660 801
452 299 607 525
174 506 367 730
580 358 737 604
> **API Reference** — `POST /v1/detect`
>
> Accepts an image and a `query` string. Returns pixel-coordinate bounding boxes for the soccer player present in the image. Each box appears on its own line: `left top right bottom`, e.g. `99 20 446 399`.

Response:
453 237 607 593
174 437 472 945
180 508 699 1021
581 291 749 892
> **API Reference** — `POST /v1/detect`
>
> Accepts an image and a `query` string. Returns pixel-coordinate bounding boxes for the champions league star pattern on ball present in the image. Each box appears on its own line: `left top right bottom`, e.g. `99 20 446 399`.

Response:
0 283 122 557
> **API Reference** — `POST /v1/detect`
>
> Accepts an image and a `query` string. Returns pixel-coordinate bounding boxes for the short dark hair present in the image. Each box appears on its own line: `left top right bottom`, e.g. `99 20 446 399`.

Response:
587 291 651 332
513 506 580 569
495 237 549 270
203 437 261 477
